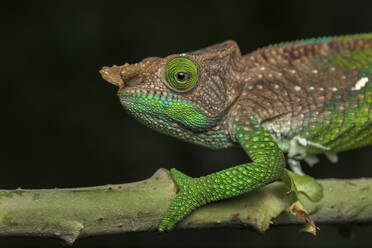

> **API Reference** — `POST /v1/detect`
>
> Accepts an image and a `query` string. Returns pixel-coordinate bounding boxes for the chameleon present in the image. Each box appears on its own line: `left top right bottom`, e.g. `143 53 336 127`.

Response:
99 33 372 231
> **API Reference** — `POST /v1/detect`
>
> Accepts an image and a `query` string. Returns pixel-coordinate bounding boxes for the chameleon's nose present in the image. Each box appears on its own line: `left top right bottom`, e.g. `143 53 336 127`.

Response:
100 59 159 88
99 65 124 87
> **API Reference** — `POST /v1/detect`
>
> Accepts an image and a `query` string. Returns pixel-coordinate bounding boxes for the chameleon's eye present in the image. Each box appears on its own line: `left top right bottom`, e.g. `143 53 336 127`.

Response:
165 57 198 92
175 72 189 82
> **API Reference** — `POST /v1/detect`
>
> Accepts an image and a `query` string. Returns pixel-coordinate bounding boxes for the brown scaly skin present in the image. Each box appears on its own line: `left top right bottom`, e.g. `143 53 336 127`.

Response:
100 34 372 231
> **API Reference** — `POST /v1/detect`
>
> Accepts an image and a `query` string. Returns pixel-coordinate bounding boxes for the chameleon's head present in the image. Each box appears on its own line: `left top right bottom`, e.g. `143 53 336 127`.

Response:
100 41 244 145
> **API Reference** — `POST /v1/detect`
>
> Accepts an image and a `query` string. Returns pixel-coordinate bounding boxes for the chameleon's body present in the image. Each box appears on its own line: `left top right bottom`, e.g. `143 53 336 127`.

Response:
100 34 372 231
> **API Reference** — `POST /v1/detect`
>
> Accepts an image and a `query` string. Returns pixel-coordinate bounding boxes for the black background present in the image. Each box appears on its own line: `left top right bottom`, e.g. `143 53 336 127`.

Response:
1 1 372 247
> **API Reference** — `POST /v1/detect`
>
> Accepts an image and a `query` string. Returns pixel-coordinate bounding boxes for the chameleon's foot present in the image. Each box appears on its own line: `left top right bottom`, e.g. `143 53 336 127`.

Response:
159 168 205 231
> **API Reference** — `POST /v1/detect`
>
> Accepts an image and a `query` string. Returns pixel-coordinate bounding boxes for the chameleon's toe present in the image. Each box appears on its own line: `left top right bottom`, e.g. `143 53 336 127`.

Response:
158 169 204 231
169 168 192 188
159 191 197 231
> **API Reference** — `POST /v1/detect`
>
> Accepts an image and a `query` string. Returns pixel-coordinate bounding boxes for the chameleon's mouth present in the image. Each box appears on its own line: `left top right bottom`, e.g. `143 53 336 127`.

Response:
119 87 183 101
119 87 216 132
119 92 197 136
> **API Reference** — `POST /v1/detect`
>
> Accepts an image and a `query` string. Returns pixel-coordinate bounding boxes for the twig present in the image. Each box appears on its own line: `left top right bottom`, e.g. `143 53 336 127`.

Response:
0 169 370 245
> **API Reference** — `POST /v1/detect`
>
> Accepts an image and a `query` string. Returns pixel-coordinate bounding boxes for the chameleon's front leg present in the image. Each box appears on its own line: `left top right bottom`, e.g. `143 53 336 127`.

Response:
159 123 285 231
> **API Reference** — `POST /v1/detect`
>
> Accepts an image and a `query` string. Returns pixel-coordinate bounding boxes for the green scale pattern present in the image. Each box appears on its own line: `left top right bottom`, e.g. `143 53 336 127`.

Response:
296 50 372 154
159 117 285 231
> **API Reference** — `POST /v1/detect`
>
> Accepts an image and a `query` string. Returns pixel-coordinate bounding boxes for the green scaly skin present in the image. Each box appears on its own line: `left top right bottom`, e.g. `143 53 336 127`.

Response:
100 33 372 231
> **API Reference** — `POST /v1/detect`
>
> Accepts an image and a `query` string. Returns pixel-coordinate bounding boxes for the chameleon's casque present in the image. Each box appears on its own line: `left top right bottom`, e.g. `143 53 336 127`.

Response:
100 34 372 231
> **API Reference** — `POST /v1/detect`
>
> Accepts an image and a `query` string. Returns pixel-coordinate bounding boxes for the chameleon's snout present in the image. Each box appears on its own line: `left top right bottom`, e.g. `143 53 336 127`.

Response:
100 65 124 88
100 59 161 88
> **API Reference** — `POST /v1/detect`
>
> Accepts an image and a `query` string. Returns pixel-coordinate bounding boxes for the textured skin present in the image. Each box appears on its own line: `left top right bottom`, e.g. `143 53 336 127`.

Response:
100 33 372 231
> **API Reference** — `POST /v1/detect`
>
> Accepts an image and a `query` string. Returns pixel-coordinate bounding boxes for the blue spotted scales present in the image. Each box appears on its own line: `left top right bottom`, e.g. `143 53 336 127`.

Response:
100 34 372 231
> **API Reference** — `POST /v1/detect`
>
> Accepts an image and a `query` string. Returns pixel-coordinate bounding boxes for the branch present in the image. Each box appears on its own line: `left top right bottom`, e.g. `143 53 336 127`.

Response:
0 169 371 245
